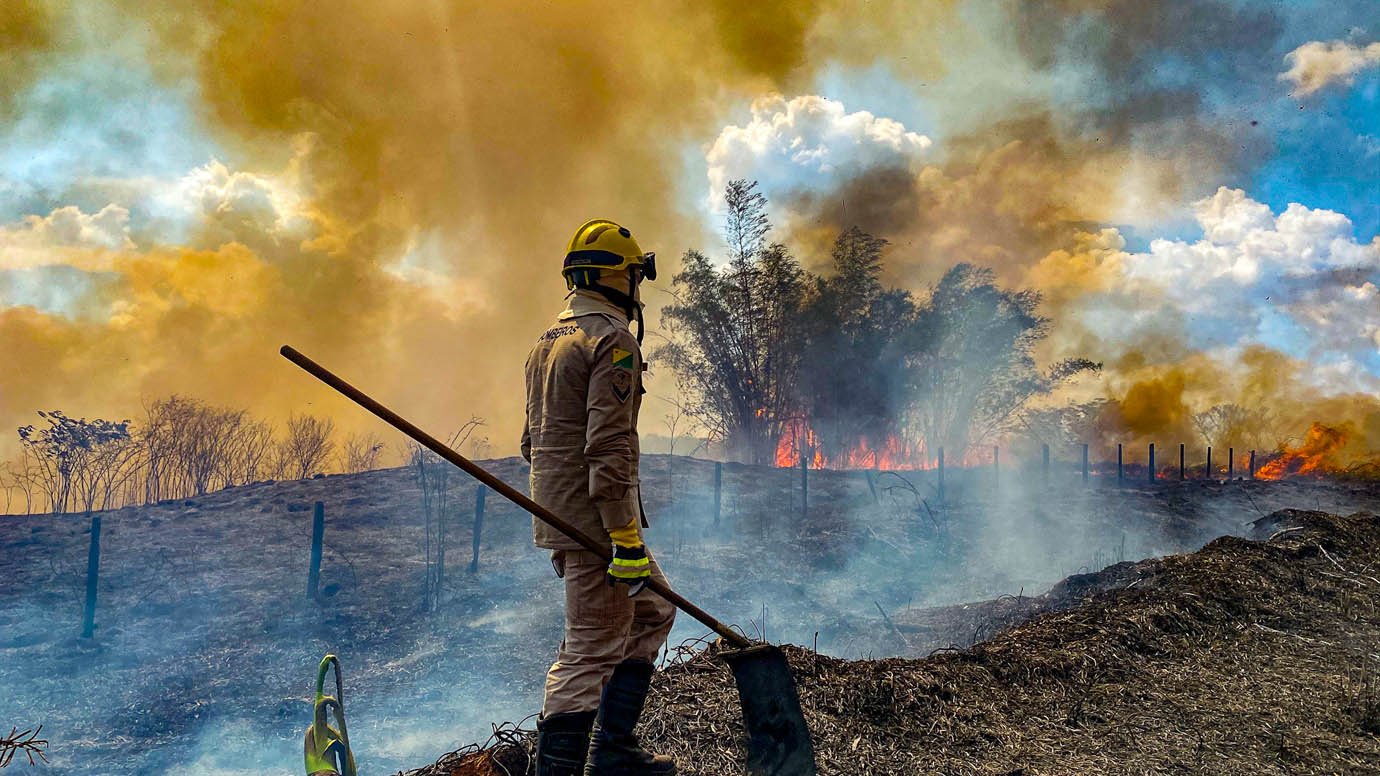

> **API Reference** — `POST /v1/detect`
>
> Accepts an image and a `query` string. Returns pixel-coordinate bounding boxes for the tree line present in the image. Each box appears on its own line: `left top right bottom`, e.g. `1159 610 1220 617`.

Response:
2 397 388 515
658 180 1101 467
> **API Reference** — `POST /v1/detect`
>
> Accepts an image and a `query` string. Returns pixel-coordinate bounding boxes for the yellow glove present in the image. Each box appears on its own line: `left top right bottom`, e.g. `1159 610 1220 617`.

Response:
606 519 651 597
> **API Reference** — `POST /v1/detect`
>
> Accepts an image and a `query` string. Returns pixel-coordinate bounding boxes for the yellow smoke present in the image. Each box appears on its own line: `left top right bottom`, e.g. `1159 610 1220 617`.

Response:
1 0 1372 471
0 0 963 459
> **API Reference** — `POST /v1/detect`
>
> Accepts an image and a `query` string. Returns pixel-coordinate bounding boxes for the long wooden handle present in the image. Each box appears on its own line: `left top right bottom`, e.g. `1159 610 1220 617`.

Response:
280 345 753 649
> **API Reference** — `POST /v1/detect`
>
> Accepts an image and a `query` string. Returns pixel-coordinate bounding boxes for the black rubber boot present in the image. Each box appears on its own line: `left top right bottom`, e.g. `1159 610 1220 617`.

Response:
584 659 677 775
537 710 596 776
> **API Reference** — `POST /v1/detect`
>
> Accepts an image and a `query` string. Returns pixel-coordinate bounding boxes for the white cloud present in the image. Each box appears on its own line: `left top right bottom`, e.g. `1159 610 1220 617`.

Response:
1126 188 1379 297
0 204 133 271
1279 39 1380 97
1059 188 1380 379
29 204 132 250
1289 280 1380 358
704 94 932 212
169 159 310 243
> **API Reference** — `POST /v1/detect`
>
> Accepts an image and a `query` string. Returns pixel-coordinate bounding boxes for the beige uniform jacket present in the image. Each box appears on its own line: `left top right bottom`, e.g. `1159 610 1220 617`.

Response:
522 291 646 551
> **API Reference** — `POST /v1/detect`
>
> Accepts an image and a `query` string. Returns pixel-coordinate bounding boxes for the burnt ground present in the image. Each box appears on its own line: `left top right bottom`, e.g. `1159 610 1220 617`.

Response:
2 457 1380 774
410 509 1380 776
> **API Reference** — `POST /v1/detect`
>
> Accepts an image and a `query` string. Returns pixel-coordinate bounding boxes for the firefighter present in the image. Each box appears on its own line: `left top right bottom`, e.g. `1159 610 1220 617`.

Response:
523 219 678 776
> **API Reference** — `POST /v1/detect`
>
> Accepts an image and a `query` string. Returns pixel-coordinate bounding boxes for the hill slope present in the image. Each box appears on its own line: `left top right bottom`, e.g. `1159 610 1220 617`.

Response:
412 509 1380 776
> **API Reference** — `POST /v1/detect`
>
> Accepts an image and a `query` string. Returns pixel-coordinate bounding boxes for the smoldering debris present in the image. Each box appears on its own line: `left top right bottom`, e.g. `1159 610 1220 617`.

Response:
4 456 1380 774
408 509 1380 776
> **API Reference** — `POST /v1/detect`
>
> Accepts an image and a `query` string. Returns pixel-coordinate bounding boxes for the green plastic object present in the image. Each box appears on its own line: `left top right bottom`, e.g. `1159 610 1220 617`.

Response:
304 654 357 776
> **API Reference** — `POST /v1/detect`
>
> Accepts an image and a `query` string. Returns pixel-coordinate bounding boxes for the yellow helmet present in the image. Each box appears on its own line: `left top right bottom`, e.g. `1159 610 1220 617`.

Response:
562 219 657 290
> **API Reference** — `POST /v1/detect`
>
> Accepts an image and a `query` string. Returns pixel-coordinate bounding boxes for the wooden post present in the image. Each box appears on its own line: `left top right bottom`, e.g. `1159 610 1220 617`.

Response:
714 461 724 525
1148 443 1156 483
937 447 945 502
1206 446 1213 481
469 485 486 574
437 499 447 596
1082 444 1089 483
800 444 809 520
1117 444 1123 483
307 501 324 600
993 446 999 488
1228 447 1235 480
1249 449 1257 479
1041 444 1050 482
81 515 102 639
1179 443 1186 481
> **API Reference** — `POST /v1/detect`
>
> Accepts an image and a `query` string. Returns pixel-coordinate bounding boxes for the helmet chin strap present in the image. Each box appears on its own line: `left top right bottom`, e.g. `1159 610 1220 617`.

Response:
583 269 644 344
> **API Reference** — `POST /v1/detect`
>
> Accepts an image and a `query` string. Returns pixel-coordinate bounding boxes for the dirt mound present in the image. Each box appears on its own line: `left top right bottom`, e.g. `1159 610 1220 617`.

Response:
404 510 1380 775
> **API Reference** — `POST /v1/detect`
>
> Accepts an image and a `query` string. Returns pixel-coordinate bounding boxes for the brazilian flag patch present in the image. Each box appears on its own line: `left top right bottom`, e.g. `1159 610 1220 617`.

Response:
612 347 635 370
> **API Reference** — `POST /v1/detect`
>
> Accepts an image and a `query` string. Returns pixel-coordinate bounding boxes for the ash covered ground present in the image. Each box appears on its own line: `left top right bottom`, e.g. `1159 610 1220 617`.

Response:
3 455 1379 774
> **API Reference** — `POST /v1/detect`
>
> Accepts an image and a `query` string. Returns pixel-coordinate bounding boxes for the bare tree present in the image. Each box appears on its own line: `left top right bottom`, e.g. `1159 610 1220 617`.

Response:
138 396 180 502
1193 403 1276 451
74 432 141 513
0 466 12 515
178 405 246 495
134 396 276 499
276 414 337 480
657 395 706 505
468 434 492 460
339 432 386 473
411 417 485 611
222 418 275 485
17 411 132 514
11 458 37 514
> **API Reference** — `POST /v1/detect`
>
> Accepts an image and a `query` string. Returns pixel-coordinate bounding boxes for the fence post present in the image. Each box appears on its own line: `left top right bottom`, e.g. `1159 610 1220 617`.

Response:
307 501 324 600
81 515 102 639
469 485 486 574
800 444 809 520
1082 444 1089 483
1249 450 1257 479
1117 444 1123 484
714 462 724 524
1179 443 1186 481
1041 444 1050 483
437 499 448 597
1206 446 1213 481
1228 447 1235 480
937 447 945 502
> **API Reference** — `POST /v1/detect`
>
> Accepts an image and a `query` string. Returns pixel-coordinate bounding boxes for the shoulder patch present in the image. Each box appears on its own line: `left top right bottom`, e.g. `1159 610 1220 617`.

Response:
611 369 632 403
611 347 635 370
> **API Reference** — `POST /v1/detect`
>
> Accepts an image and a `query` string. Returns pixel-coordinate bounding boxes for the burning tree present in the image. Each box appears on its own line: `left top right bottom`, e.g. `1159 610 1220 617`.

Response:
660 180 807 464
904 264 1100 460
797 226 916 466
661 181 1099 468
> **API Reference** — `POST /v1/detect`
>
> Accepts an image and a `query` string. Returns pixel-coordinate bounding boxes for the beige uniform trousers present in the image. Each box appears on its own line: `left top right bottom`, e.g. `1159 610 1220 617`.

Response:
542 549 677 715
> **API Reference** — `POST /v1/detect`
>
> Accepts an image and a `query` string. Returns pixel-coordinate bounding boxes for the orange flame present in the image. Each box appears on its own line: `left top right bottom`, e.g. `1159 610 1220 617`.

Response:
774 418 932 470
1256 422 1348 480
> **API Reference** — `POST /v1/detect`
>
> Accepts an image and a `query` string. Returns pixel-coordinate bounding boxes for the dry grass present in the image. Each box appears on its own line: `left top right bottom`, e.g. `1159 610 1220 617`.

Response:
409 509 1380 776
